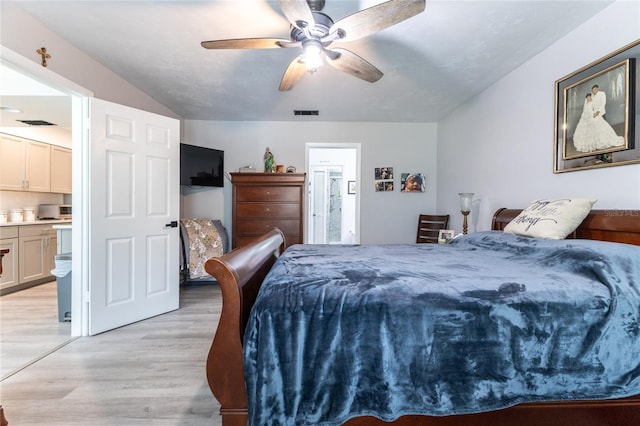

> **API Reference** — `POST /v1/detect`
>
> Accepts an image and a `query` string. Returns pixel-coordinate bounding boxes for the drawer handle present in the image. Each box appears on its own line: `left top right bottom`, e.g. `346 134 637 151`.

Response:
266 191 270 195
265 208 270 212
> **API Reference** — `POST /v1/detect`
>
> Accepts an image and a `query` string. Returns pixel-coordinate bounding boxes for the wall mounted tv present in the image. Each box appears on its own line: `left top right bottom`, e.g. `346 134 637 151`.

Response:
180 143 224 187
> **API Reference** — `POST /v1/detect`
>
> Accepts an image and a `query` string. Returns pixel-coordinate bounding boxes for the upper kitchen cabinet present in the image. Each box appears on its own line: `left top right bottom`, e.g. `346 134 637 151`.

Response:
0 133 50 192
50 145 72 194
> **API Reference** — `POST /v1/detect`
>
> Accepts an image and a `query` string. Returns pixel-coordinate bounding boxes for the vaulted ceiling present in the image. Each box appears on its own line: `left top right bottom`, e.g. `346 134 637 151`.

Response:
1 1 613 126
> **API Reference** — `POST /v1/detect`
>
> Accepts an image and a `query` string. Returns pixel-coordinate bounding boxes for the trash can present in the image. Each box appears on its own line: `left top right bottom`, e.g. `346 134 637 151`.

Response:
51 253 72 322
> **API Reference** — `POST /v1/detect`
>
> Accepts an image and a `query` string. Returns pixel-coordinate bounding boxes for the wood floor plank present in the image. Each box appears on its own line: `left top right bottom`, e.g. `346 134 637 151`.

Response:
1 282 223 425
1 281 71 378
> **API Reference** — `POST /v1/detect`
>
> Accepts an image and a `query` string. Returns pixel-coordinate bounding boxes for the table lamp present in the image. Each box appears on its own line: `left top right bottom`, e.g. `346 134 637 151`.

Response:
459 192 474 235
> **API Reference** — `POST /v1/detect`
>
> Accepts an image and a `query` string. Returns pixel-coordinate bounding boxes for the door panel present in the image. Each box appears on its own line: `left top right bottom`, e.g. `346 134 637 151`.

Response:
311 169 326 243
105 237 133 305
147 234 170 295
89 98 179 335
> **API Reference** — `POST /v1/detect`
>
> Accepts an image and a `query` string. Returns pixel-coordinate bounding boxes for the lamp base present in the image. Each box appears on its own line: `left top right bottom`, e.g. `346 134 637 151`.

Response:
461 211 470 235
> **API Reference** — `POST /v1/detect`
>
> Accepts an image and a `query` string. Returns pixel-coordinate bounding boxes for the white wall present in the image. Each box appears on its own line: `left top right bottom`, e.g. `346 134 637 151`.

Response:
182 121 438 244
0 3 179 121
437 0 640 234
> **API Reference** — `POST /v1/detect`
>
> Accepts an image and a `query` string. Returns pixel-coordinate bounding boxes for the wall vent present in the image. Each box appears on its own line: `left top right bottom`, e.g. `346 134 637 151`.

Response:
17 120 56 126
293 110 319 116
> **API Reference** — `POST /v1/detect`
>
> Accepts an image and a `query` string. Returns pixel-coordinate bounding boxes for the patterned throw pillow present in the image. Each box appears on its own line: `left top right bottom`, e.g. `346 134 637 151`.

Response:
503 198 597 239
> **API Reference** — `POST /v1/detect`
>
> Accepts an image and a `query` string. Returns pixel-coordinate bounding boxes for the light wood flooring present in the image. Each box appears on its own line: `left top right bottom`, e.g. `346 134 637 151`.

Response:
1 280 72 379
0 281 223 425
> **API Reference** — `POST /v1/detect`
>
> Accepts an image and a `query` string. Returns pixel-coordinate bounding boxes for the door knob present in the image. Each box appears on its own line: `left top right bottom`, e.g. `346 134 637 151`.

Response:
165 221 178 228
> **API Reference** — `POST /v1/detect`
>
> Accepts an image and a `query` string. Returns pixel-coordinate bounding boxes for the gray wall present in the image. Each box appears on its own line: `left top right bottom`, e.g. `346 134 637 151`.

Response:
182 121 438 244
437 1 640 233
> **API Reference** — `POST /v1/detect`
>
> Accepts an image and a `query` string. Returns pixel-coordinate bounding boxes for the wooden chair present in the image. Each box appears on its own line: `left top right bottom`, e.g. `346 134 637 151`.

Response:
416 214 449 243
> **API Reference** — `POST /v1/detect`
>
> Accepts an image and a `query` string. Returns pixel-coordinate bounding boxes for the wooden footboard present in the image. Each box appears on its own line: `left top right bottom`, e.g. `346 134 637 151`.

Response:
204 228 285 425
205 212 640 425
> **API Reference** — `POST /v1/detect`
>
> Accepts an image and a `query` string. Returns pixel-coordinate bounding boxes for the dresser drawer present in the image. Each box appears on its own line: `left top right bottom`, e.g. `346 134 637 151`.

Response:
236 202 301 219
236 186 300 202
236 219 300 236
236 234 302 249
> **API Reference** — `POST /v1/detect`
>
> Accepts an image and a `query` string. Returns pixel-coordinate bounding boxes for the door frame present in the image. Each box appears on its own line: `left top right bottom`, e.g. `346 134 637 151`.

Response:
305 143 361 244
2 47 90 336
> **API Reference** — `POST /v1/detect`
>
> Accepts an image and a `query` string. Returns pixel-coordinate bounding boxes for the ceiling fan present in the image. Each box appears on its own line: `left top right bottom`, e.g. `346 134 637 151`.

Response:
201 0 426 91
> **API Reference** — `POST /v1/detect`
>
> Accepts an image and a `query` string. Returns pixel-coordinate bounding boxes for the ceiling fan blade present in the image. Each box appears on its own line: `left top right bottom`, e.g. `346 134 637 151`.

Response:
278 0 315 30
279 57 307 91
325 48 383 83
330 0 426 42
201 38 293 49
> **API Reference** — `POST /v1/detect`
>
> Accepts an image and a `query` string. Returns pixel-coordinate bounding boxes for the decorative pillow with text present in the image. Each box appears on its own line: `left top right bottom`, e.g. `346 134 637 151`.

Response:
503 198 597 239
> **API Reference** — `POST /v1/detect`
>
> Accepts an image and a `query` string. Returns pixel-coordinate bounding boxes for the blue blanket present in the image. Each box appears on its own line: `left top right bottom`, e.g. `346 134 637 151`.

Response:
243 231 640 425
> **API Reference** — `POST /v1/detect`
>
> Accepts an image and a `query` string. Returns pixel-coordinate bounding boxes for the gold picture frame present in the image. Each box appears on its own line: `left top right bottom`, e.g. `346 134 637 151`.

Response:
554 39 639 173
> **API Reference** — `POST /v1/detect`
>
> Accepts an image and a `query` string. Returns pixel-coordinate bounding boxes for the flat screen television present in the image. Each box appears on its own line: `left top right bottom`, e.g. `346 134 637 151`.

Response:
180 143 224 187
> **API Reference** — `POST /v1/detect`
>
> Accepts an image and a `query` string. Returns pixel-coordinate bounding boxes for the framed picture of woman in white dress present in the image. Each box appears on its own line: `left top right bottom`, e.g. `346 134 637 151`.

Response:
554 39 640 173
562 59 633 161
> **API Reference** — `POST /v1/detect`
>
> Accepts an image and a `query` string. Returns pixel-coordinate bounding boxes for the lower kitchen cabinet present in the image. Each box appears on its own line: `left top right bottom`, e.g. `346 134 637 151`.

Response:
0 224 58 293
19 225 57 283
0 227 19 290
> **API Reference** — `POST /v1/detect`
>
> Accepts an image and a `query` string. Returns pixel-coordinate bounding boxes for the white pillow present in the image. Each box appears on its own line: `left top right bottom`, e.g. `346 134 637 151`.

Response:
503 198 597 239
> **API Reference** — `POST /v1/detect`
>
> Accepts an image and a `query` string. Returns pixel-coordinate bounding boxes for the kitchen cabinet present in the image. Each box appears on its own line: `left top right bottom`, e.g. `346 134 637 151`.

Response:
0 133 51 192
18 225 57 284
0 226 19 290
50 145 72 194
231 173 306 249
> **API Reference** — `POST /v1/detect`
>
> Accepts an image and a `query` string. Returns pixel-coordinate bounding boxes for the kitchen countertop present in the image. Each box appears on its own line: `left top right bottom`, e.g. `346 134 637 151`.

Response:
52 224 72 230
0 219 72 227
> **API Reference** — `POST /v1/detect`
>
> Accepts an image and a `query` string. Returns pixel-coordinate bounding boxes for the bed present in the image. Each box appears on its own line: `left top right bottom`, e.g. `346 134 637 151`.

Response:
204 207 640 425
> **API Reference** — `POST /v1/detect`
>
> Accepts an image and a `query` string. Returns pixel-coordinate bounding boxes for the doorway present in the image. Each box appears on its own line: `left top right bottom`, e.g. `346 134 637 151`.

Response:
0 54 79 379
306 144 360 244
1 48 180 341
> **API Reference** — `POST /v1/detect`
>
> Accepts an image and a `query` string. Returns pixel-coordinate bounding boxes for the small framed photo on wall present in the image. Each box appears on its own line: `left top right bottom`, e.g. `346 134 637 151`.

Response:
374 166 394 192
401 173 425 192
348 180 356 194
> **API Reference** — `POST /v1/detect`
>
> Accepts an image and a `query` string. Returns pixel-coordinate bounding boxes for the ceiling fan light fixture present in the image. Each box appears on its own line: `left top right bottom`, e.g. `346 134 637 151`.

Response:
301 39 324 72
0 106 23 114
201 0 426 90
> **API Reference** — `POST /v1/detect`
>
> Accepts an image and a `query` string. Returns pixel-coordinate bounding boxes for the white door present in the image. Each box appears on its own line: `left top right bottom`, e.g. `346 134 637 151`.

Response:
89 98 180 335
310 169 327 243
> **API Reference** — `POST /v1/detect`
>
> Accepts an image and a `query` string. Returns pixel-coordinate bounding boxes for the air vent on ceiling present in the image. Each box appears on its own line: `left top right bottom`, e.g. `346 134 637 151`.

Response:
294 110 319 116
17 120 56 126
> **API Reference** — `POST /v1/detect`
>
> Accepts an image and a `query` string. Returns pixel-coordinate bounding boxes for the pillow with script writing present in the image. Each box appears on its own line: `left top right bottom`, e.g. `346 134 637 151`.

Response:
503 198 597 239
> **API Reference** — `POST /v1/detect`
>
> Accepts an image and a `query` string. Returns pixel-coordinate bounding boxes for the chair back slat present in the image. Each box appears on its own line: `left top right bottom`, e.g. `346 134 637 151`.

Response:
416 214 449 243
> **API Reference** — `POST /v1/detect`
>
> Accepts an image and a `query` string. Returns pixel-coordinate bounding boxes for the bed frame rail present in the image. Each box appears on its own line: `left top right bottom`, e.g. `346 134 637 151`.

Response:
204 228 285 425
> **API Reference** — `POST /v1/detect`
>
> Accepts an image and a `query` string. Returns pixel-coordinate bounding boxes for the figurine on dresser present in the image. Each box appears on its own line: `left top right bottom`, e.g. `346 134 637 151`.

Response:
264 147 276 173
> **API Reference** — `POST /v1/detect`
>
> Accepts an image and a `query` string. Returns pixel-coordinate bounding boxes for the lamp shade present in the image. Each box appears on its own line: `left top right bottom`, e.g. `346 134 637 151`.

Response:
459 193 474 212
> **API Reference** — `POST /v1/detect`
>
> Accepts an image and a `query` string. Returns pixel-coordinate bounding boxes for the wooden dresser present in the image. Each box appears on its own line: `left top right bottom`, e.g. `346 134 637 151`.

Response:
231 172 306 249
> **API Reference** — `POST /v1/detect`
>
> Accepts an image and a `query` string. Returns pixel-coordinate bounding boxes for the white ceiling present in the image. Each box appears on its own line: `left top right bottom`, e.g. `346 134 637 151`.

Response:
1 1 613 126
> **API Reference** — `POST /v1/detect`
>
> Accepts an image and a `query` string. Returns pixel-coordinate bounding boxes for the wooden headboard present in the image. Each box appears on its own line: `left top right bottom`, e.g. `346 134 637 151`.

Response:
491 208 640 246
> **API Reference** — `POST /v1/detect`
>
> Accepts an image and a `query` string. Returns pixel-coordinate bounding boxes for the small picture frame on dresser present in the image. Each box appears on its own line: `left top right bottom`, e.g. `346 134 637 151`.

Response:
438 229 454 244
